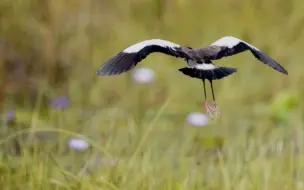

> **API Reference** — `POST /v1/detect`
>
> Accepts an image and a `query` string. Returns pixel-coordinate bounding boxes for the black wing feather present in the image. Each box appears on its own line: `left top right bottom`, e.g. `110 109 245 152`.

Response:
249 48 288 74
178 66 237 80
97 45 189 76
96 52 137 76
206 42 288 75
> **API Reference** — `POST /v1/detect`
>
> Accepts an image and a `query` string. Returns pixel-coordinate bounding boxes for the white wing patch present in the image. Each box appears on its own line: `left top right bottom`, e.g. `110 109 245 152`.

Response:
211 36 259 50
123 39 181 53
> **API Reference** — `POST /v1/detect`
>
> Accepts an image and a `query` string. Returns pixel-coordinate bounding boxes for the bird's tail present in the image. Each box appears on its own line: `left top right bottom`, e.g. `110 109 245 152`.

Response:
178 66 237 80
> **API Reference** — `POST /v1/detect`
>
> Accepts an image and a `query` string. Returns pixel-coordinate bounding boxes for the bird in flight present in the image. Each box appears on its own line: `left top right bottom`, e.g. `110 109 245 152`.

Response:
97 36 288 118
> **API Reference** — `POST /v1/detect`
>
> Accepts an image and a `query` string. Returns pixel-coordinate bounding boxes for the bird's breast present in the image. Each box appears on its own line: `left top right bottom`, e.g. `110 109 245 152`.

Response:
187 60 199 67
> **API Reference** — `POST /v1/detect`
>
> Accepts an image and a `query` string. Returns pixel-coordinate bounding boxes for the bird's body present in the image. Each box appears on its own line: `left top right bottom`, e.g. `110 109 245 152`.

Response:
97 36 288 117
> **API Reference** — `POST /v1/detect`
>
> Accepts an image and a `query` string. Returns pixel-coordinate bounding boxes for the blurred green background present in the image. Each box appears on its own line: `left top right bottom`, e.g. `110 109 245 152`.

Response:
0 0 303 189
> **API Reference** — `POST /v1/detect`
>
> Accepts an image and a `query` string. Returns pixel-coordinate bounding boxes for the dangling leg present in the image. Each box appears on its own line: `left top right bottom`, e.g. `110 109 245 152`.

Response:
210 80 220 117
202 79 213 116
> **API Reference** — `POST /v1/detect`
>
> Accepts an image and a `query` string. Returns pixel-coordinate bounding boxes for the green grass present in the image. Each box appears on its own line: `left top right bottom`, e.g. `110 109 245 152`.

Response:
0 0 303 189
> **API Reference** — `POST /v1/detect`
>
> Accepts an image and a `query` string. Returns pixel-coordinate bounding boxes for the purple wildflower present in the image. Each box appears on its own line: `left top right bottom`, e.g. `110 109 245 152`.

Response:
6 110 16 122
51 96 70 110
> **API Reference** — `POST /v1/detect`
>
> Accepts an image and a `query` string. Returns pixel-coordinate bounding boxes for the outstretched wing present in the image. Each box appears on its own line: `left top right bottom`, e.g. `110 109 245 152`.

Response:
198 36 288 75
96 39 190 76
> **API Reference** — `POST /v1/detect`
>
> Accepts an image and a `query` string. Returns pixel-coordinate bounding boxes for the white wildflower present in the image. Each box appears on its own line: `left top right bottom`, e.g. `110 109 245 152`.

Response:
68 138 89 151
186 112 209 127
132 67 155 84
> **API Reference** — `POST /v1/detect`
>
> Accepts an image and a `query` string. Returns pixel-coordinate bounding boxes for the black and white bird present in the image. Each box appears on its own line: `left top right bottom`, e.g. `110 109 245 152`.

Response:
97 36 288 117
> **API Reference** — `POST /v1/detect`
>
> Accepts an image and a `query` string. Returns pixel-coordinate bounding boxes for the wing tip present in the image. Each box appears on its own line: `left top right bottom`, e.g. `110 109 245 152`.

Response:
96 52 134 76
96 69 124 76
96 64 132 76
96 70 109 76
96 67 109 76
282 70 288 75
275 65 288 75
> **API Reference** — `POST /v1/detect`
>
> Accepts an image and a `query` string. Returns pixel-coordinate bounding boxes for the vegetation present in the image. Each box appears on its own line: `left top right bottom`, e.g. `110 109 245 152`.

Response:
0 0 302 189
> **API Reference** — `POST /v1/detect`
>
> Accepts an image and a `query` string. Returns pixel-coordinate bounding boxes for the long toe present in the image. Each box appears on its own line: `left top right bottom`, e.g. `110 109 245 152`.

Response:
205 102 215 118
206 106 213 118
212 101 220 118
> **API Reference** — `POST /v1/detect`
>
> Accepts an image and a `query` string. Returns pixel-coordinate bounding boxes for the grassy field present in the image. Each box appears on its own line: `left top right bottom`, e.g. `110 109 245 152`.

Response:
0 0 303 189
